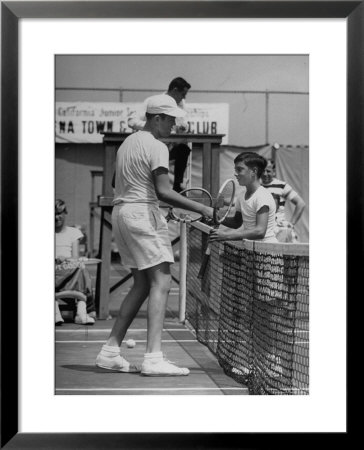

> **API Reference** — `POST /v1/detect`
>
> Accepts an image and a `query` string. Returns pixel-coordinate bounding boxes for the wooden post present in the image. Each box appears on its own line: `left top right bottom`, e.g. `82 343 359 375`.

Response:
265 91 269 144
95 139 118 319
211 143 220 198
95 209 112 319
202 142 212 194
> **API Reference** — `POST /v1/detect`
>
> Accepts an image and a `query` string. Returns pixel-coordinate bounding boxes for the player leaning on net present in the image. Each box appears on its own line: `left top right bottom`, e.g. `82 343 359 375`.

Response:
209 152 278 243
96 94 213 376
209 153 283 377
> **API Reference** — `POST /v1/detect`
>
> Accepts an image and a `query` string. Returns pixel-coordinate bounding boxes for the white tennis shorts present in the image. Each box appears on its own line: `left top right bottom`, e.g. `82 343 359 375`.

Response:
112 203 174 270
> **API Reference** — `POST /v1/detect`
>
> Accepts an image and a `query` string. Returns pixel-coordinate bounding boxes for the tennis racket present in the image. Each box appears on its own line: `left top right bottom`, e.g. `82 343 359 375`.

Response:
165 187 213 223
197 178 236 279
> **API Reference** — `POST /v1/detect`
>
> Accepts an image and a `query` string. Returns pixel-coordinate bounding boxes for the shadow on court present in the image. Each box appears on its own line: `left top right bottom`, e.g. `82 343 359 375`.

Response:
55 262 248 395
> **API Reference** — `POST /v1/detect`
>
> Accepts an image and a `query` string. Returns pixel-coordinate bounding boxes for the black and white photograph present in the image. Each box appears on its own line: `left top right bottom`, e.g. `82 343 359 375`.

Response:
55 54 309 396
1 2 354 443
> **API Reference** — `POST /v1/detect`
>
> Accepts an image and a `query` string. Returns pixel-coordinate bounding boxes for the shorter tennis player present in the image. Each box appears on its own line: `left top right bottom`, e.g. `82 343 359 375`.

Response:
96 94 213 376
210 152 278 243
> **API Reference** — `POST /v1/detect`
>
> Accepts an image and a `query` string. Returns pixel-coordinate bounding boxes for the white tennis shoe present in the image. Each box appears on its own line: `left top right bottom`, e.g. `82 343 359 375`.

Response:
55 310 64 326
74 314 95 325
96 353 141 373
141 356 190 376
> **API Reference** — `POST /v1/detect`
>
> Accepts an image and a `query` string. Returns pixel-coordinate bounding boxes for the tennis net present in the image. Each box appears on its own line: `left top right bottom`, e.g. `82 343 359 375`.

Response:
185 221 309 395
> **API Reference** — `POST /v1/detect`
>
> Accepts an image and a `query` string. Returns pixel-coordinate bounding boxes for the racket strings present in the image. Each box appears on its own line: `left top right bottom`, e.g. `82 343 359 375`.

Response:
214 179 236 224
198 179 235 279
170 188 212 223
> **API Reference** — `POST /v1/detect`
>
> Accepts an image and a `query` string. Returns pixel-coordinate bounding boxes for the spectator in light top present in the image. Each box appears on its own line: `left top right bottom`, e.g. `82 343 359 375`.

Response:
55 199 96 325
261 158 306 242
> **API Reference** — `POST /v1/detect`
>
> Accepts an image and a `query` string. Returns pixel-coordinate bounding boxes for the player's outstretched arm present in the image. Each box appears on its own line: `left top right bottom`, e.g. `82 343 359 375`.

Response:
209 213 243 242
210 207 268 242
153 169 213 219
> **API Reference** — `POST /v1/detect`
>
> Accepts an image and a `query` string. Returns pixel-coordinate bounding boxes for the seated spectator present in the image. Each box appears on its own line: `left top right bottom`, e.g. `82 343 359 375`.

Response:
55 199 96 325
261 159 306 242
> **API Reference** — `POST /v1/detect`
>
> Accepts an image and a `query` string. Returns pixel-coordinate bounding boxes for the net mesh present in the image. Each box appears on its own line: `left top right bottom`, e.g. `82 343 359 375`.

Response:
186 222 309 395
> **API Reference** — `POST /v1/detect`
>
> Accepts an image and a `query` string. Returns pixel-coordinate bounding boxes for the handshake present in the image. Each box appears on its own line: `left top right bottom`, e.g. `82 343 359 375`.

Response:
201 216 214 226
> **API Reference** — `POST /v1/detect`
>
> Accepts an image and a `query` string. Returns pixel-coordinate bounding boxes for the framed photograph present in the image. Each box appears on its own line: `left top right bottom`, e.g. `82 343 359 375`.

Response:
1 1 358 447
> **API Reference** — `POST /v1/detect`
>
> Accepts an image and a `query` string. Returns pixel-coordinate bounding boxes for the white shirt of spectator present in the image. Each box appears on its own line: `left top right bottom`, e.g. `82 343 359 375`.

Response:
56 226 83 259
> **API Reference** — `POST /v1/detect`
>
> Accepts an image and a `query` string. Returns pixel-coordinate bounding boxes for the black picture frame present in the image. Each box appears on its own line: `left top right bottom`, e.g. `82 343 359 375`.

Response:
1 1 358 448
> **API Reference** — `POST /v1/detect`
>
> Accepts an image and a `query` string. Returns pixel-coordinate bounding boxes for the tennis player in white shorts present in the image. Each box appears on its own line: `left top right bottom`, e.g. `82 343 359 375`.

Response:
96 94 213 376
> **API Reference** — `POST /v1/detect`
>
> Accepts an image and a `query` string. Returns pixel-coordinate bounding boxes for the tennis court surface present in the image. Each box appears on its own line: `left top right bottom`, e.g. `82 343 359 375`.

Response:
56 222 309 395
55 266 248 395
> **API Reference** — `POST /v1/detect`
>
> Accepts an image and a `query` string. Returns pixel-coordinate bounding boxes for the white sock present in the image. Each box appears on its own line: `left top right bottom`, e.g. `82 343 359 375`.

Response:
55 301 62 316
100 344 120 357
144 351 163 360
76 300 87 316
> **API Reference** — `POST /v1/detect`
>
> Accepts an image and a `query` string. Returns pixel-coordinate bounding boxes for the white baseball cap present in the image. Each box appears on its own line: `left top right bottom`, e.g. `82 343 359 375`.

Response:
146 94 186 118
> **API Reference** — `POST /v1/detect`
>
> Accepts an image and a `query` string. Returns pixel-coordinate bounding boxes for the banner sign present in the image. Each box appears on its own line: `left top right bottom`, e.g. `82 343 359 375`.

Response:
55 102 229 144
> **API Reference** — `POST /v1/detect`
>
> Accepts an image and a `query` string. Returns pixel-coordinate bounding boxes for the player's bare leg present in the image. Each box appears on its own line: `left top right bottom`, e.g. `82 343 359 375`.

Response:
141 262 189 376
144 262 171 354
106 268 149 347
95 269 149 373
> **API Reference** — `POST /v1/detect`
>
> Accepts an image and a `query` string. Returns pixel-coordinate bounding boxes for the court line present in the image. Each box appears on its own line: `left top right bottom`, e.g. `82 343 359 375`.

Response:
57 339 307 345
55 328 308 334
56 339 272 345
116 288 179 293
55 328 189 333
56 339 199 344
267 389 309 393
56 387 248 392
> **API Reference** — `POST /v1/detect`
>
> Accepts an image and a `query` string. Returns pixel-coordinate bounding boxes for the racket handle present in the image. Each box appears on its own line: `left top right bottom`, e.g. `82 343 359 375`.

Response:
197 245 211 279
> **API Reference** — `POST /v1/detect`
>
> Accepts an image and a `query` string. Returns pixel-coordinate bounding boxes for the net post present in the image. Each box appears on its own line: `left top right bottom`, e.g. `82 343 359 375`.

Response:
178 221 187 323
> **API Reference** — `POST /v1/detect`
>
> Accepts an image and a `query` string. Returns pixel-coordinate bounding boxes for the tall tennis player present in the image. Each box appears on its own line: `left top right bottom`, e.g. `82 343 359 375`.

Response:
96 95 213 376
